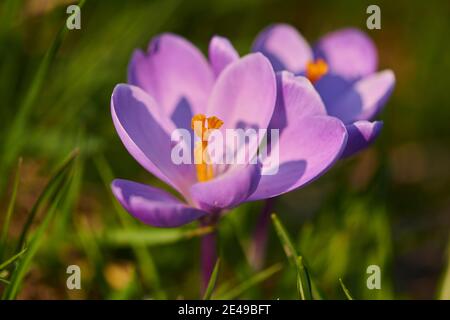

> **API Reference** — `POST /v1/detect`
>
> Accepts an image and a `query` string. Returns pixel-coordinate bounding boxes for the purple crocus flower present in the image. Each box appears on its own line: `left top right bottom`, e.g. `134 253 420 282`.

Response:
112 33 347 227
252 24 396 157
110 33 348 285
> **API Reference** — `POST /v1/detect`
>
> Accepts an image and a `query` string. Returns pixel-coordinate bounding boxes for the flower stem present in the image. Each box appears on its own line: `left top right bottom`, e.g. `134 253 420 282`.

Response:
249 198 275 270
200 215 219 294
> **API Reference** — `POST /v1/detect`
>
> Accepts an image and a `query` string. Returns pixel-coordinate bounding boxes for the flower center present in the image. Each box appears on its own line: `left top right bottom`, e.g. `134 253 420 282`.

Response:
191 114 224 182
306 58 328 84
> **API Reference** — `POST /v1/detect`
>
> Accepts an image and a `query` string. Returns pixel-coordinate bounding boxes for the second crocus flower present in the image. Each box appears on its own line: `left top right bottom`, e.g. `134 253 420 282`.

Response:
253 23 396 157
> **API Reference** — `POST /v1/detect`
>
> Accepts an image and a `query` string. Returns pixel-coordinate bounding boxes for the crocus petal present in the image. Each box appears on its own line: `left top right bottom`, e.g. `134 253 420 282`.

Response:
248 116 347 201
269 71 326 131
190 164 261 212
252 23 313 73
207 53 276 132
314 28 378 81
128 33 214 128
341 120 383 158
111 84 197 198
208 35 239 77
326 70 395 123
314 74 354 110
111 179 206 227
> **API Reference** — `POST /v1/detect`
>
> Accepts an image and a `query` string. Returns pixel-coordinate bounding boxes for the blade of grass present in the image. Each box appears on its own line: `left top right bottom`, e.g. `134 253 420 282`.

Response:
0 0 87 193
339 278 354 300
0 158 22 260
271 213 312 300
53 150 83 240
296 256 312 301
132 246 165 299
203 258 220 300
271 213 298 263
0 248 27 270
3 198 62 299
16 148 79 250
104 226 214 247
2 163 74 299
74 217 103 279
216 263 282 299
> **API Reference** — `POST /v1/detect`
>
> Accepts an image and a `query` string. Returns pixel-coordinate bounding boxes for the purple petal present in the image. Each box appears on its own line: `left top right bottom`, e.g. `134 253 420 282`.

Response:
208 35 239 77
269 71 326 131
248 116 347 201
111 179 206 227
314 74 354 110
326 70 395 123
111 84 197 198
190 164 261 212
252 23 313 73
341 120 383 158
207 53 276 132
314 28 378 81
128 33 214 128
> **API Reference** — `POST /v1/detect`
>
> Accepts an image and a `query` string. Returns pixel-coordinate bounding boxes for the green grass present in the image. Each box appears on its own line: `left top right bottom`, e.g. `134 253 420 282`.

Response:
2 149 78 299
271 213 312 300
0 158 21 260
0 0 449 300
203 258 220 300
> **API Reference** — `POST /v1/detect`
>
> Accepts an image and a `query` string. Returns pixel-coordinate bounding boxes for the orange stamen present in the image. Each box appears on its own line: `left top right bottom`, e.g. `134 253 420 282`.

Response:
191 114 223 182
306 58 328 84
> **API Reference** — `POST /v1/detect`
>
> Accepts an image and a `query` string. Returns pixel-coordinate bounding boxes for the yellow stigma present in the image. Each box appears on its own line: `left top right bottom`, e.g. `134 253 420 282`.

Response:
191 114 223 182
306 58 328 84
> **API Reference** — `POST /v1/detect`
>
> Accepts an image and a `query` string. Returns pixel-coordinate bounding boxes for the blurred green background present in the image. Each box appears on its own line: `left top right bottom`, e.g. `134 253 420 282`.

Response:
0 0 449 299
